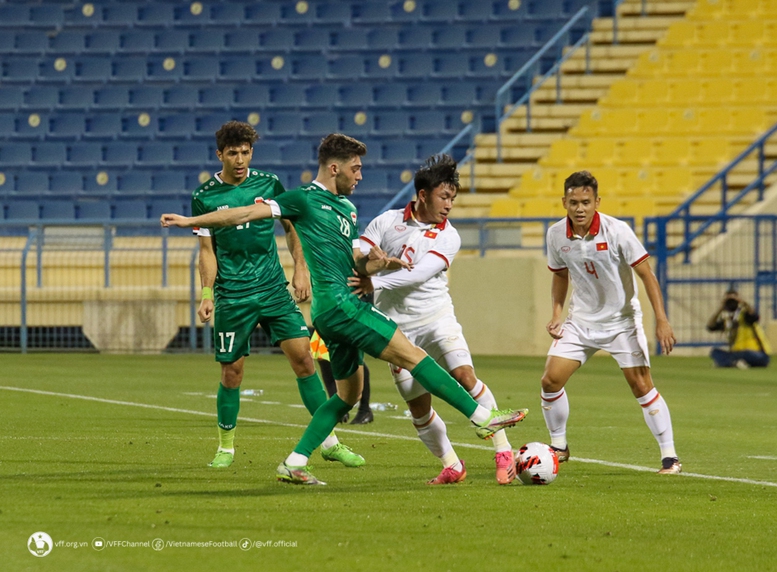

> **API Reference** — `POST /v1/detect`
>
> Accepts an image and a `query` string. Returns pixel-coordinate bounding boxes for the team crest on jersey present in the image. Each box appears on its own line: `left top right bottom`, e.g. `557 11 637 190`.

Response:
394 225 406 232
351 212 357 223
561 246 571 252
596 242 608 251
254 197 264 204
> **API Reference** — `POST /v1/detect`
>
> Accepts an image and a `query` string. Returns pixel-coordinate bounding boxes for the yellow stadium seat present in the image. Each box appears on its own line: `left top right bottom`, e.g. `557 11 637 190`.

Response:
732 78 770 103
654 139 691 166
697 108 731 133
699 78 734 104
668 108 700 133
621 169 655 196
634 79 670 106
571 109 605 136
520 197 565 218
603 109 639 134
602 80 638 106
636 109 670 135
697 21 731 47
540 139 582 168
731 108 768 134
616 197 657 224
591 167 622 194
669 79 702 105
630 50 666 77
666 51 700 75
517 168 557 197
732 0 769 17
618 139 654 166
765 22 777 46
729 21 765 46
584 138 617 166
655 168 695 196
689 0 724 19
689 138 731 166
660 21 698 48
732 49 768 75
490 197 523 217
765 49 777 73
699 49 734 76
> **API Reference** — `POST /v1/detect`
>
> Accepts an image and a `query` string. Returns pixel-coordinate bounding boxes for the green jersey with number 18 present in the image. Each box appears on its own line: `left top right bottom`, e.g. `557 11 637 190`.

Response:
191 169 287 299
271 181 358 320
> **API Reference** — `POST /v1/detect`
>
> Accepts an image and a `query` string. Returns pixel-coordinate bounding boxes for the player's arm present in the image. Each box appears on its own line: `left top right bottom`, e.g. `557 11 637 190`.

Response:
281 219 310 303
353 245 411 276
197 235 217 323
161 202 274 228
547 268 569 340
349 241 445 294
633 258 676 355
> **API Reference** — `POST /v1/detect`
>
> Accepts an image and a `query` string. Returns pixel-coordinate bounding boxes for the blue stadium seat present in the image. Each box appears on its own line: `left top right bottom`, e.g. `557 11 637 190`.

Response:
118 172 152 193
38 58 76 83
389 2 421 22
397 27 433 50
121 114 157 139
93 86 130 110
113 198 149 219
352 3 391 24
127 86 164 109
58 86 94 110
76 199 111 220
372 83 407 108
30 5 64 28
294 29 331 51
340 111 371 137
367 27 399 50
111 58 147 82
41 199 76 220
84 31 120 54
381 140 417 164
0 88 23 111
526 0 567 19
2 58 39 83
501 23 545 47
173 4 211 25
84 170 118 193
467 53 504 79
48 114 86 140
149 198 187 219
137 4 175 27
0 113 15 137
467 24 504 48
103 141 138 166
16 171 50 194
66 142 103 166
245 3 282 25
118 29 156 53
195 113 233 138
338 84 372 107
15 112 49 139
210 3 246 25
268 85 307 108
32 143 67 166
417 138 454 160
0 143 32 167
224 29 261 52
492 0 531 19
397 54 435 78
49 171 84 195
252 142 283 166
173 142 210 166
182 57 220 81
254 57 291 81
303 112 339 136
406 84 441 106
152 171 188 193
155 30 191 53
305 84 339 108
408 111 449 135
355 168 391 192
199 86 234 109
329 29 369 51
440 83 479 106
101 5 140 26
0 6 30 28
6 200 41 221
290 55 329 80
147 57 183 81
14 32 49 55
232 84 269 110
263 113 303 137
280 141 317 165
260 29 295 51
0 31 13 52
372 112 408 136
430 25 468 49
423 0 461 22
189 30 224 53
458 2 495 21
315 3 353 24
433 54 471 78
278 3 315 25
157 114 197 139
163 85 199 109
137 142 174 167
329 55 366 79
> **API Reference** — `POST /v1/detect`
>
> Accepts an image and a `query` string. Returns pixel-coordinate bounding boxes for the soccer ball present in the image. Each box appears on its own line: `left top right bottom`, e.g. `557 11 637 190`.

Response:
516 442 559 485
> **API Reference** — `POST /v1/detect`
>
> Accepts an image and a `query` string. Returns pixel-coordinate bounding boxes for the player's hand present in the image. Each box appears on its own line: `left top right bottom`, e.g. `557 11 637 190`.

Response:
348 271 374 295
367 245 387 261
292 268 311 303
198 299 214 323
160 213 189 228
384 256 412 271
546 317 564 340
656 319 676 355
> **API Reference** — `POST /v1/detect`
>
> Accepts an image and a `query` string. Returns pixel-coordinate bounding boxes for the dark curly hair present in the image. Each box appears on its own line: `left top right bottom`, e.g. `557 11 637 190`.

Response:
318 133 367 166
215 121 259 151
564 171 598 196
414 154 460 194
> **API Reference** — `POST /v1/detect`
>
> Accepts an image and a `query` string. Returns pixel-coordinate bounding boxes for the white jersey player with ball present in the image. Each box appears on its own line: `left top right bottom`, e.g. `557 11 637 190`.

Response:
351 154 522 485
541 170 681 475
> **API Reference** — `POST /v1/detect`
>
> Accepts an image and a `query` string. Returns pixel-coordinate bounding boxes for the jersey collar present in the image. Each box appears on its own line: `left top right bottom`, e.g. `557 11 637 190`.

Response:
214 170 252 186
403 201 447 229
566 211 601 239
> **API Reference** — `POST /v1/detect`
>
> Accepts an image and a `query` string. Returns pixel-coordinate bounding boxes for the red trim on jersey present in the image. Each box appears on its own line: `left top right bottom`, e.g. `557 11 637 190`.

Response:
640 392 661 408
565 211 601 238
429 250 450 267
403 201 449 229
541 390 566 403
631 253 650 267
548 265 567 273
360 235 376 247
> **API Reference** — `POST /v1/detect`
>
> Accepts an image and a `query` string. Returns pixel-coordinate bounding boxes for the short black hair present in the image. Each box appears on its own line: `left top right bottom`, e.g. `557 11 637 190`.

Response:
318 133 367 166
414 154 460 194
564 170 598 196
215 121 259 151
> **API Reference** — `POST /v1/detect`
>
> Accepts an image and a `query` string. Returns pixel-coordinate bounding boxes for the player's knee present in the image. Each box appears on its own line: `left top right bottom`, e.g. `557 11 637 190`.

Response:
540 372 563 393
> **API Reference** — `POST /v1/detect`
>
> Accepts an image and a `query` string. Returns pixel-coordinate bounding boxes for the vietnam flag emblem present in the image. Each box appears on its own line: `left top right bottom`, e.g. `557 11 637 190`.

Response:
596 242 608 251
424 230 437 239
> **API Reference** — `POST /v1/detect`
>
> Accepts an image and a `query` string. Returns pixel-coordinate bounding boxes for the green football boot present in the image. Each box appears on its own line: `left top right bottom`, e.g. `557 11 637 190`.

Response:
320 443 366 468
474 408 528 440
208 450 234 468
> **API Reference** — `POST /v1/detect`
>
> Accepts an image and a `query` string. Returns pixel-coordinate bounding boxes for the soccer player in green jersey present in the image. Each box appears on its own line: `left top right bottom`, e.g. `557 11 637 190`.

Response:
192 122 363 470
163 133 528 486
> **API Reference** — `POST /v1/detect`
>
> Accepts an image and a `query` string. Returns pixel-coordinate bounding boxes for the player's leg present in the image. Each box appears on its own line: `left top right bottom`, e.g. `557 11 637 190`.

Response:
540 356 579 462
350 362 373 424
393 363 465 484
610 323 680 474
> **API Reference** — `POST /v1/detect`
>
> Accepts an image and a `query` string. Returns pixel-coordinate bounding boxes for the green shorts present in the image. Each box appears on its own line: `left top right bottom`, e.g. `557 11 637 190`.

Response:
313 294 398 380
214 286 309 363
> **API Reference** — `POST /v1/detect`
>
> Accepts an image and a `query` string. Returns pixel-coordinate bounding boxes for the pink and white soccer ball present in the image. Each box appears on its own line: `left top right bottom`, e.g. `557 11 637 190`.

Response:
516 442 559 485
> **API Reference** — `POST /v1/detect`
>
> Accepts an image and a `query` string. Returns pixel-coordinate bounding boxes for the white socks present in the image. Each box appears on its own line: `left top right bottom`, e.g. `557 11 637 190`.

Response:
637 388 677 459
413 408 459 468
469 379 511 453
541 389 569 450
321 433 339 450
286 451 308 466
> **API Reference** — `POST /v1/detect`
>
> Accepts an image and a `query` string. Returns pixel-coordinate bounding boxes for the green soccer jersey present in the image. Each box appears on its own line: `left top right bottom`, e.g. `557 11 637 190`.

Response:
191 169 287 299
272 181 359 319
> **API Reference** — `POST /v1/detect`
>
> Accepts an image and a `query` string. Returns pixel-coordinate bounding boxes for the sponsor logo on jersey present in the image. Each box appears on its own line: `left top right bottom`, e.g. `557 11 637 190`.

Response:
321 205 332 210
217 205 229 210
596 242 609 251
394 225 406 232
561 246 571 252
351 212 357 223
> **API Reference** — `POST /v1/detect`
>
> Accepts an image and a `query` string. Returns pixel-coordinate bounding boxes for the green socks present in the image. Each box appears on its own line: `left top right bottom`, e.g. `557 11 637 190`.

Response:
296 373 328 416
293 395 353 457
217 384 240 431
410 356 478 418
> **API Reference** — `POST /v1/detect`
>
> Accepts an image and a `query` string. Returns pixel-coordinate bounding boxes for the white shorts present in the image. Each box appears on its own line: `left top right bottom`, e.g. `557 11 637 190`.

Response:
390 313 474 402
547 319 651 369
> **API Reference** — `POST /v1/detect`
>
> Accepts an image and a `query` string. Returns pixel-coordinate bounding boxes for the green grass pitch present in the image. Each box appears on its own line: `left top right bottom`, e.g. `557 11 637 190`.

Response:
1 353 775 571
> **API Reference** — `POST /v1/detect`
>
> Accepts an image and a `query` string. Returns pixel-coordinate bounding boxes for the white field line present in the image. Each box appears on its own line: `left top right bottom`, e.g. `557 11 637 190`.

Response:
3 385 776 489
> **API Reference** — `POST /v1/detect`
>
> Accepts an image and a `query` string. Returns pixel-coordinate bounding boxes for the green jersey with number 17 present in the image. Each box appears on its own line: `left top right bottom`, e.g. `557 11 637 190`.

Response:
191 169 287 299
271 181 358 319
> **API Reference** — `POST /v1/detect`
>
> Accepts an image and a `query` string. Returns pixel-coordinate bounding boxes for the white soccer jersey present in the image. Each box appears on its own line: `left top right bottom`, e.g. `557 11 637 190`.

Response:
546 211 649 330
360 202 461 330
